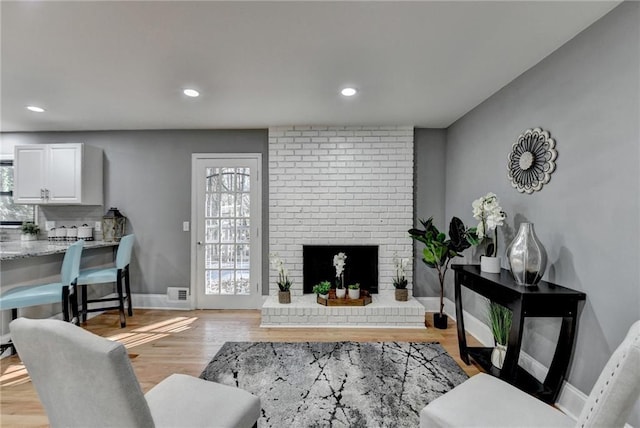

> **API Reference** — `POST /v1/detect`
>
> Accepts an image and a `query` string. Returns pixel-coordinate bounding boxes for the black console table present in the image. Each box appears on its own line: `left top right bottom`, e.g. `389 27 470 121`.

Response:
453 264 586 403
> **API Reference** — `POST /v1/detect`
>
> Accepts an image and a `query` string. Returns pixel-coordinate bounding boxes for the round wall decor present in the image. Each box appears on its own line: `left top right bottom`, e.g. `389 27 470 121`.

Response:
507 128 557 194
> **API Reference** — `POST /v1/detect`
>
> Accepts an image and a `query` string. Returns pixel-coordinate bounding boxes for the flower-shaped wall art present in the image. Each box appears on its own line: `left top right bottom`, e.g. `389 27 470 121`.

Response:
507 128 557 194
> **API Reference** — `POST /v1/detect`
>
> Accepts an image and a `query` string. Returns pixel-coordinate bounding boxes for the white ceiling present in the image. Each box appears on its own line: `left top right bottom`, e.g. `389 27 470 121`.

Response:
1 1 620 132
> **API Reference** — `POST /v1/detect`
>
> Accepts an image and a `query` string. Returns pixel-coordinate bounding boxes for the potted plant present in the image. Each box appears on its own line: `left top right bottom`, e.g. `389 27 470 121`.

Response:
347 283 360 299
313 281 331 300
470 192 506 273
393 253 409 301
333 252 347 298
21 222 40 241
488 301 512 369
409 217 474 329
270 253 292 304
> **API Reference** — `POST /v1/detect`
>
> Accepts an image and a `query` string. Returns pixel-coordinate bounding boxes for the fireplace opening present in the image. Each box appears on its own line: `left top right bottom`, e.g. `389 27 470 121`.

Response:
303 245 378 294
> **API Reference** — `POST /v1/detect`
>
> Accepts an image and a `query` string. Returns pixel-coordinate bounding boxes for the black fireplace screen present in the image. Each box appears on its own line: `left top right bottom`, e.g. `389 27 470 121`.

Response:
303 245 378 294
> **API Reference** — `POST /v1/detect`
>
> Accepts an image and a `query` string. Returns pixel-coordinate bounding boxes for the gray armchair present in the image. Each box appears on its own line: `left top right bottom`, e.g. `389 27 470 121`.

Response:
420 320 640 427
10 317 261 428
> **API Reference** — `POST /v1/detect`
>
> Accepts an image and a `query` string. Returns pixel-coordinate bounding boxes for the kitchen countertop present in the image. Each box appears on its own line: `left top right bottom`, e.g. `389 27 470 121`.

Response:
0 240 118 261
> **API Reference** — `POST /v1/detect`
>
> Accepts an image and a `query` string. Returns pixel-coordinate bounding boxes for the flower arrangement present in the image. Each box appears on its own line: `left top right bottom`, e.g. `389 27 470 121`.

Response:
269 253 291 292
471 192 506 257
333 252 347 289
312 281 332 296
392 253 408 290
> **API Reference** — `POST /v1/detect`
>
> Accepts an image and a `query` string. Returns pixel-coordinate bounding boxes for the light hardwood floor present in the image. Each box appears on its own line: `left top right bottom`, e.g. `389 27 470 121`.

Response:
0 309 482 427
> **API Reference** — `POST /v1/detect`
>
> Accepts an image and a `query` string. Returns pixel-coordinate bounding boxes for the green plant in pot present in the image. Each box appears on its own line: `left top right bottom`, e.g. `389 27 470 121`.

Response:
488 301 512 369
21 222 40 241
347 283 360 299
313 281 331 299
408 217 474 329
270 253 292 304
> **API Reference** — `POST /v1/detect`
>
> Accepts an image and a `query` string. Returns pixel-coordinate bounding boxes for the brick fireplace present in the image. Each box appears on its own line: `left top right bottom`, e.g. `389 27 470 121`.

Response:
262 125 424 328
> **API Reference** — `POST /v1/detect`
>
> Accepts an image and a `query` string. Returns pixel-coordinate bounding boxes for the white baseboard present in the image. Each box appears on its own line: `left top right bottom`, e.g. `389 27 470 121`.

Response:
132 293 191 310
414 296 587 422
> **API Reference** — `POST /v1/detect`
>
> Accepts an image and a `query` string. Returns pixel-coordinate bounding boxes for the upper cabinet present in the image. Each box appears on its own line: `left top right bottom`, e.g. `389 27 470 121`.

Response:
14 143 103 205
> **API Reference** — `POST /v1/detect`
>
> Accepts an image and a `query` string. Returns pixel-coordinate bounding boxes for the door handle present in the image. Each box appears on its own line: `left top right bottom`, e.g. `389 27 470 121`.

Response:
197 241 203 245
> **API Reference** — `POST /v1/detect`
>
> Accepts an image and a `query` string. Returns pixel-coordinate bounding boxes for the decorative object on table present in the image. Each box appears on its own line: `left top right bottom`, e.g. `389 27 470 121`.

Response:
201 341 468 428
102 207 127 242
20 222 39 241
488 301 512 369
270 253 292 304
56 225 68 241
347 283 360 300
469 192 506 273
393 252 409 301
333 252 347 298
312 281 331 300
408 217 475 329
507 128 557 194
505 222 547 285
66 225 78 241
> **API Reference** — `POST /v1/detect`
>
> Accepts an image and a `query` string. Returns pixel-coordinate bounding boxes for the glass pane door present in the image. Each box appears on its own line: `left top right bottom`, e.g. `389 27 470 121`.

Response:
193 155 261 309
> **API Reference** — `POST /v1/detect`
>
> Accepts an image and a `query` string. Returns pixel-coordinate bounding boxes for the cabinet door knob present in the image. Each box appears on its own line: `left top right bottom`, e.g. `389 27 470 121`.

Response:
40 188 45 199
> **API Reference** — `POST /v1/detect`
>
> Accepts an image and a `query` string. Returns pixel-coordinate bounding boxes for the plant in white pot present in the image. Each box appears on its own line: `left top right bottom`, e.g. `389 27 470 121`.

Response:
470 192 506 273
347 283 360 299
333 252 347 298
21 222 40 241
488 301 512 369
313 281 331 300
270 253 292 304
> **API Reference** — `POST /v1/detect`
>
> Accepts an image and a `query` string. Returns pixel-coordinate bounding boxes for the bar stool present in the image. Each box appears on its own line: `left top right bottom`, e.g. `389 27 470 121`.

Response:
77 234 134 328
0 240 84 353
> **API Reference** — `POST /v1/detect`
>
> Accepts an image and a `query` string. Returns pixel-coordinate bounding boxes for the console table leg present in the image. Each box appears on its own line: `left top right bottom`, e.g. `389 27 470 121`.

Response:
501 301 525 382
454 273 469 364
544 306 579 403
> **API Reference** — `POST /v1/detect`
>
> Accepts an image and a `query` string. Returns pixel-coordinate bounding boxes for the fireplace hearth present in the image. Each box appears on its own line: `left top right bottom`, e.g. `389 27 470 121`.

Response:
303 245 378 294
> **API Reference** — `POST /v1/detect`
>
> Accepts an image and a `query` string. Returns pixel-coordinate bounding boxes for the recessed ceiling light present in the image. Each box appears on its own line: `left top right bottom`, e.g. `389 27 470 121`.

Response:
26 105 45 113
183 89 200 98
341 87 357 97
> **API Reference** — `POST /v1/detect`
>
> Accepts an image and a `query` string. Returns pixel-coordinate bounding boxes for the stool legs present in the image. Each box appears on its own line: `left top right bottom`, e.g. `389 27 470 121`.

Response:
124 267 133 317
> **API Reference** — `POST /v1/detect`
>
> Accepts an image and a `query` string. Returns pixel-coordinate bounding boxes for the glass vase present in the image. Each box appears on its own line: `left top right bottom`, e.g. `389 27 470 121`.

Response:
506 222 547 285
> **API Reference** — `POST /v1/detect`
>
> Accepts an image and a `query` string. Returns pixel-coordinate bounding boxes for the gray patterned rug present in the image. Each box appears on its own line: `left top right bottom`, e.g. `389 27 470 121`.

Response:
200 341 468 427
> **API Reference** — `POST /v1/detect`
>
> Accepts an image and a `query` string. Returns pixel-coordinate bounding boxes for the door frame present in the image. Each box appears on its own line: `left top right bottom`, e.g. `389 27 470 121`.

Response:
190 153 262 309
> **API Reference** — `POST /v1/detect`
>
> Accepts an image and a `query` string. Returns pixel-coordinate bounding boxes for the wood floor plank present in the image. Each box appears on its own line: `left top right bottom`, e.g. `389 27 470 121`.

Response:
0 309 482 427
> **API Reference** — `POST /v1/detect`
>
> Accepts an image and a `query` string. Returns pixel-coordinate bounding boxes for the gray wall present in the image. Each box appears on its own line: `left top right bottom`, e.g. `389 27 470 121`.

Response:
413 128 447 297
444 2 639 422
1 130 270 295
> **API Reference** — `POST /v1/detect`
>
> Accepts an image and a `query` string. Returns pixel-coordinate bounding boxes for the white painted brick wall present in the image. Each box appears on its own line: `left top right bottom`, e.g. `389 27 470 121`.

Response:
269 125 414 295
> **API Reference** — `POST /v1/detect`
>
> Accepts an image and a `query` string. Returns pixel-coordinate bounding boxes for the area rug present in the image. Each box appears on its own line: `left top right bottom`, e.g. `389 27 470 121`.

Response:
200 341 468 427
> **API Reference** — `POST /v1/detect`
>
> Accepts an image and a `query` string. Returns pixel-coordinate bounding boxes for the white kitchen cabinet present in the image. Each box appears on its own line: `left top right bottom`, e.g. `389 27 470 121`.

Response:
14 143 103 205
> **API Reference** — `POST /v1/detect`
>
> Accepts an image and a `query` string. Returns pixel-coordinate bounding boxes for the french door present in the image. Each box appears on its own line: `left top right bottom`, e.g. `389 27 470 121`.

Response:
192 154 262 309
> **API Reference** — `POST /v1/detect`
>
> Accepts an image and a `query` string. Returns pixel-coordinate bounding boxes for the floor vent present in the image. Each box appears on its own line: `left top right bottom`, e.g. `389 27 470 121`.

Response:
167 287 190 302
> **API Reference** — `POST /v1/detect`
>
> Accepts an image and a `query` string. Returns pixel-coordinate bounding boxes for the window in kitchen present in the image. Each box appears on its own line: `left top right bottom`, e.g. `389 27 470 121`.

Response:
0 160 35 225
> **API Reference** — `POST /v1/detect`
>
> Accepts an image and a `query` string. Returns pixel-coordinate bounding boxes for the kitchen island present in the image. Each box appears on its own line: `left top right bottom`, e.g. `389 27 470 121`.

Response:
1 239 118 261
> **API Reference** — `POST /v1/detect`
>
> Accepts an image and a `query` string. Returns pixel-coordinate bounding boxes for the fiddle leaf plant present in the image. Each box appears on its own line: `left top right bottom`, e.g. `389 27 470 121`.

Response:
409 217 475 316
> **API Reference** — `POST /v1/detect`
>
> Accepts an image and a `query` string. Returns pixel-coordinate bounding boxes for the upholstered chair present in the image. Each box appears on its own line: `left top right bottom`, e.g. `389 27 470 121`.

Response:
10 317 261 428
421 320 640 427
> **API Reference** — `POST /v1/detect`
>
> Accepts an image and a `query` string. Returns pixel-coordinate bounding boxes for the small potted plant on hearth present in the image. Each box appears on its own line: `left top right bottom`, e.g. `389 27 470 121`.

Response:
347 283 360 300
393 253 409 301
270 253 292 304
313 281 331 300
333 252 347 298
21 222 40 241
409 217 475 329
488 301 512 369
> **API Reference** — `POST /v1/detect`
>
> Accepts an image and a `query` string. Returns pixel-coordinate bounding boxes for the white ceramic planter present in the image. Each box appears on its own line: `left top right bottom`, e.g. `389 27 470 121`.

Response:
21 234 37 241
480 256 501 273
335 288 346 298
491 344 507 369
348 289 360 299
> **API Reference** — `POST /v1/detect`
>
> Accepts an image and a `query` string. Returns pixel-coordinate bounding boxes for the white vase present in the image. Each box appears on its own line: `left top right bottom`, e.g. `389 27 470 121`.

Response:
335 288 346 298
480 256 501 273
348 289 360 299
491 344 507 369
318 293 328 300
21 234 37 241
